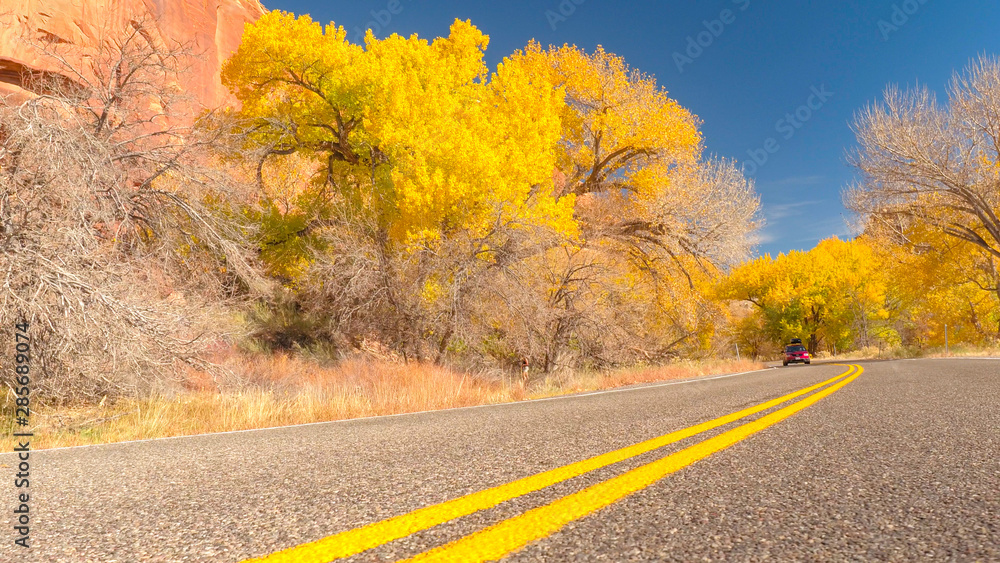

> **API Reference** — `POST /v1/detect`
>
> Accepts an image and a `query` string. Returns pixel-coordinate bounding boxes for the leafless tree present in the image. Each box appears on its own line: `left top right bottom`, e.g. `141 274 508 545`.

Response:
0 16 263 403
847 55 1000 308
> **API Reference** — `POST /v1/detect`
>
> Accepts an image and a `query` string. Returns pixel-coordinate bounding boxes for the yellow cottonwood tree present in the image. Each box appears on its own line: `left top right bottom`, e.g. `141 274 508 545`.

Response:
492 43 758 360
867 223 1000 346
220 13 762 366
719 238 894 354
504 42 760 267
222 12 575 253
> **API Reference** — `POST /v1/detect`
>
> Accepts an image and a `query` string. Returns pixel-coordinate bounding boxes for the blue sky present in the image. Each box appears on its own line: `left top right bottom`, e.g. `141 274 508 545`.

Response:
263 0 1000 257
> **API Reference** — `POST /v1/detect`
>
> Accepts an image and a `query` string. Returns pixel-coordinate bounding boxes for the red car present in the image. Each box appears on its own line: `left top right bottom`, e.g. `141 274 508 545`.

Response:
783 344 811 366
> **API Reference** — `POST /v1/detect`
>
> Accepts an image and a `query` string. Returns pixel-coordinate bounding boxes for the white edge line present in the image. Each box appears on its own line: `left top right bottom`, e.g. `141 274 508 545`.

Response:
11 365 791 454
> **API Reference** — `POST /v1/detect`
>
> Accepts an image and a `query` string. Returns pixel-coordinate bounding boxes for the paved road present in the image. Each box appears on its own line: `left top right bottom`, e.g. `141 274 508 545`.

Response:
1 359 998 562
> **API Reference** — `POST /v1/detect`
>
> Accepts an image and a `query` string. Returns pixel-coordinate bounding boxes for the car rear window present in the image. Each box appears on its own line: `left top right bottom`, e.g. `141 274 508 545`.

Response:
786 345 806 352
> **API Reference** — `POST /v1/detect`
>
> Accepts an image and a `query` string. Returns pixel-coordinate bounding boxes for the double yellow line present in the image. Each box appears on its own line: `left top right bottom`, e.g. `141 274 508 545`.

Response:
244 365 862 563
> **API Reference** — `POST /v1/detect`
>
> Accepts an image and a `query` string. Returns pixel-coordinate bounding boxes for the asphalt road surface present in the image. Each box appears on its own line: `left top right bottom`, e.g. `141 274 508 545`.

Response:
2 359 998 562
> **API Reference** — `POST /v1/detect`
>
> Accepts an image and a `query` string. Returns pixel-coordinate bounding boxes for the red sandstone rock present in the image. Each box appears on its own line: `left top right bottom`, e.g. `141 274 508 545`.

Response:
0 0 265 108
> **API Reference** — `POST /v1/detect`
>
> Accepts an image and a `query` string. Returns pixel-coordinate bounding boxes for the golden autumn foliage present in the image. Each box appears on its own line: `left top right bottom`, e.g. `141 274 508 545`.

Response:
506 43 702 198
719 238 892 354
866 224 1000 347
218 12 761 369
222 13 576 252
718 235 999 357
507 42 759 266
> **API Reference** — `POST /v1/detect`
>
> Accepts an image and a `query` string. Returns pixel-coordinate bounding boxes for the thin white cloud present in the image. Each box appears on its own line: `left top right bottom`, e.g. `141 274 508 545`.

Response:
759 175 826 188
764 200 824 220
792 215 854 242
750 230 778 245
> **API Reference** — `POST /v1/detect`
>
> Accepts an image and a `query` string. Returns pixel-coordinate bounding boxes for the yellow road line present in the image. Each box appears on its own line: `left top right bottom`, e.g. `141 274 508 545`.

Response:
404 365 863 563
242 366 856 563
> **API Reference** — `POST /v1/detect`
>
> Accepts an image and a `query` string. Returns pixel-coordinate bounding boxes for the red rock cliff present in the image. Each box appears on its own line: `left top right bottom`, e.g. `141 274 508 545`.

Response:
0 0 266 108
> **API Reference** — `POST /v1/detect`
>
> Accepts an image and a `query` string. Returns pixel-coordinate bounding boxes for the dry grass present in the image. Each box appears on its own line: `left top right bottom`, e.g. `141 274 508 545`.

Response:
920 345 1000 359
530 358 766 397
813 344 1000 362
3 354 763 450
